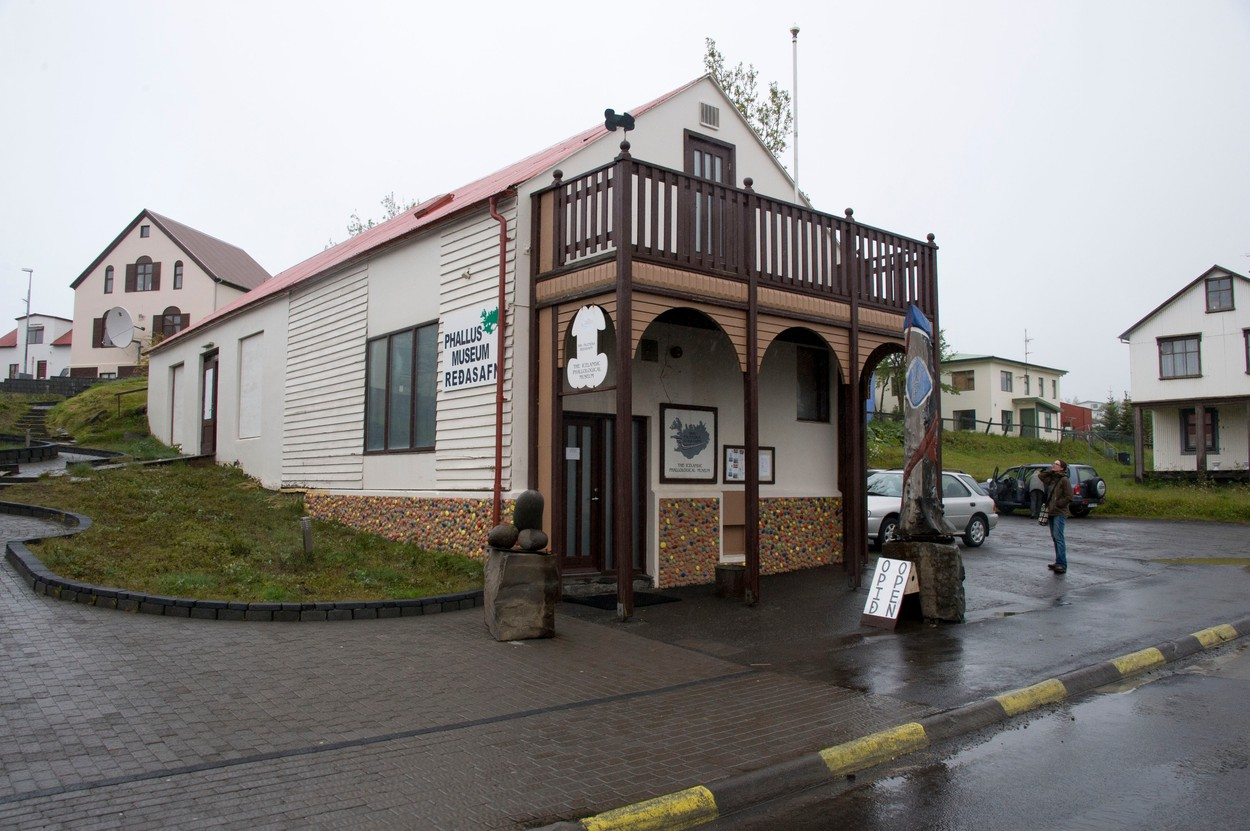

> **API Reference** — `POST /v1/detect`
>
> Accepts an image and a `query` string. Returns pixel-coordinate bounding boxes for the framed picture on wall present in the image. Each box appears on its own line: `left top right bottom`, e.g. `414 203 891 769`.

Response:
660 404 718 483
722 445 776 484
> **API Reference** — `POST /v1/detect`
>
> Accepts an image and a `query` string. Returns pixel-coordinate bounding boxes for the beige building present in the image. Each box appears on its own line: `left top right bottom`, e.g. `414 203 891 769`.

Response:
69 210 271 377
941 353 1066 438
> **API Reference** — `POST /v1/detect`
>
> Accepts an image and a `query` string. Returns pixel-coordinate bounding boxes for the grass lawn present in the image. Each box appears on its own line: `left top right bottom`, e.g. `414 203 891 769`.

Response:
6 460 483 602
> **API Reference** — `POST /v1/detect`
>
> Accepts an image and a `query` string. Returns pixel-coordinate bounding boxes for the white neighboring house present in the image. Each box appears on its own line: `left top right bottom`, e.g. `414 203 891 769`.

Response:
939 354 1066 438
68 209 272 378
144 75 942 599
1119 264 1250 478
1 314 74 379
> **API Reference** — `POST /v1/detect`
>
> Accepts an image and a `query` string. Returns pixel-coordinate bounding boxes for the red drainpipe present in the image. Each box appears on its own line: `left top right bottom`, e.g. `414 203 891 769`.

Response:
489 194 510 526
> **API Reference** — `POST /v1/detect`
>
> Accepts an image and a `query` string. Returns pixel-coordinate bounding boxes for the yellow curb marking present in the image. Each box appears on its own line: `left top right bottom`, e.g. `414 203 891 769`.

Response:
1192 624 1238 648
1111 647 1166 677
582 785 718 831
995 678 1068 716
819 722 929 776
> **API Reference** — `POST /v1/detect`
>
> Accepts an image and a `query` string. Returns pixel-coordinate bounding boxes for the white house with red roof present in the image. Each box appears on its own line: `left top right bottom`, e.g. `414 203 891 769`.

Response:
1 314 74 380
146 75 942 611
68 209 271 378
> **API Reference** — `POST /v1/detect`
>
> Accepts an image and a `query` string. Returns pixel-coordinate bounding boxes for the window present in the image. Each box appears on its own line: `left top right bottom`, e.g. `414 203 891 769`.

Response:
104 266 114 294
953 409 977 431
1001 410 1014 434
1244 330 1249 373
26 326 44 345
1000 370 1013 392
365 322 438 452
1037 376 1043 396
795 345 830 422
951 370 975 391
1051 380 1057 398
140 224 150 238
1206 276 1233 312
154 306 189 337
125 256 161 292
174 260 184 290
1181 408 1219 453
1159 336 1201 379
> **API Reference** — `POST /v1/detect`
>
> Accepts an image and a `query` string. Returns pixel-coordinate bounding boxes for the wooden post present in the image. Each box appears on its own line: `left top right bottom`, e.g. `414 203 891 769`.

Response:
613 146 635 621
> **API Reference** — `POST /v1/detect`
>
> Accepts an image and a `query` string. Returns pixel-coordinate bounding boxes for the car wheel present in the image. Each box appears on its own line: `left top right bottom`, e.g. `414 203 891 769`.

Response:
877 516 899 549
963 515 988 547
1070 506 1091 518
1029 490 1044 518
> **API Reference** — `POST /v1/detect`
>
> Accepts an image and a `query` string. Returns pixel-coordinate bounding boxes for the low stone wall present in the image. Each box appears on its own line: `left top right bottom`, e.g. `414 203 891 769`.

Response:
305 492 515 560
0 435 58 465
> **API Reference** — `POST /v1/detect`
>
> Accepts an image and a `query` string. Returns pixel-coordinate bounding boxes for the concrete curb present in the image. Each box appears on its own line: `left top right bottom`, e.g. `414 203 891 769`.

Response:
536 617 1250 830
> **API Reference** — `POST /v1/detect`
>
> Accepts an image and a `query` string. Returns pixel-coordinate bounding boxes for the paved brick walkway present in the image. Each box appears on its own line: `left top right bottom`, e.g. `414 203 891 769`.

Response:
0 557 928 830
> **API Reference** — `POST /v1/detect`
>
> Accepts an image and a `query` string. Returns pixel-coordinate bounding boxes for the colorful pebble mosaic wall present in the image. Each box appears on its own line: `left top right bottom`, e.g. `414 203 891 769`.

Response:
658 496 843 588
303 493 512 560
657 498 721 588
759 497 842 574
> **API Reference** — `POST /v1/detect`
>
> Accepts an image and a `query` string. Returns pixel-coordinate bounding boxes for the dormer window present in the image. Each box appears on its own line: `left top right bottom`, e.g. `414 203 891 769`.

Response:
1206 275 1233 312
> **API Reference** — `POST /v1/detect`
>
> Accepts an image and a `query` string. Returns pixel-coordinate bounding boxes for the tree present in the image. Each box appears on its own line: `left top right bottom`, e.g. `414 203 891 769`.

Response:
347 192 419 237
1099 393 1123 435
704 38 793 158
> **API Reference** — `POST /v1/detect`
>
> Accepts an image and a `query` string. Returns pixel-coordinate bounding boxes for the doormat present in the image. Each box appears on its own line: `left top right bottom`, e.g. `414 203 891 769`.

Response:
562 592 681 610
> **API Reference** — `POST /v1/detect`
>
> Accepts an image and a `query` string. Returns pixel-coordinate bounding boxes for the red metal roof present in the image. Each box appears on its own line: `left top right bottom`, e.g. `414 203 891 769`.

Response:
153 76 704 351
0 328 16 349
52 329 72 346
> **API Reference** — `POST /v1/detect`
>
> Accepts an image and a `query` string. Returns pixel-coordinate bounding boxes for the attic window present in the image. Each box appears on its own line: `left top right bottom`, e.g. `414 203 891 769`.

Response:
699 102 720 130
140 224 150 238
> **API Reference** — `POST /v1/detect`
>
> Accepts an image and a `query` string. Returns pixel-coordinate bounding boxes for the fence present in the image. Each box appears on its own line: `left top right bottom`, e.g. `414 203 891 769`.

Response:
1 377 105 397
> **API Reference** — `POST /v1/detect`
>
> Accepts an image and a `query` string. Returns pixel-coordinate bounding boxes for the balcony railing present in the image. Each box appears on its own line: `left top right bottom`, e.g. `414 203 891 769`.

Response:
534 155 937 318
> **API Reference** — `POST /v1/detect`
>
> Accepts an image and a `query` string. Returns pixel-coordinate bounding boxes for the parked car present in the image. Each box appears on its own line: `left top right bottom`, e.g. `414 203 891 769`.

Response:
983 463 1106 518
866 469 999 549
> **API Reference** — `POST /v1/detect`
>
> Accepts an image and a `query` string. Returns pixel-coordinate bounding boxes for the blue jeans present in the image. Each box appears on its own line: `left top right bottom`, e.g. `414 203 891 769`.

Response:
1049 514 1067 568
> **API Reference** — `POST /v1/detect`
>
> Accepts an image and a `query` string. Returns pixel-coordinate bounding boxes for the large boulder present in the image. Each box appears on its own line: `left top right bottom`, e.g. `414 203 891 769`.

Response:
513 489 544 533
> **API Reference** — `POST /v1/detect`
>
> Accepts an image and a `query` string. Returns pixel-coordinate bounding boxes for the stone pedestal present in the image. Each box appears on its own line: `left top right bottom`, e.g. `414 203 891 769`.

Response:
483 548 558 641
883 539 965 623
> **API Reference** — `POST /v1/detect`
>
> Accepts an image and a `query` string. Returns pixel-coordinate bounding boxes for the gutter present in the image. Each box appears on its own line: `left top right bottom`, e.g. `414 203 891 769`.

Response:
489 194 512 526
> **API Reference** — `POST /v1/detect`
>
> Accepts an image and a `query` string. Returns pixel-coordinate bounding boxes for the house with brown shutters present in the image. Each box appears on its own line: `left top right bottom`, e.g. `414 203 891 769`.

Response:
68 209 271 378
145 75 941 614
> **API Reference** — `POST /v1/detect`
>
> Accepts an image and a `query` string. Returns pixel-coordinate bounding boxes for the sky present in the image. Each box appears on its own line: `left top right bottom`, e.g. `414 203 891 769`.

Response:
1 0 1247 403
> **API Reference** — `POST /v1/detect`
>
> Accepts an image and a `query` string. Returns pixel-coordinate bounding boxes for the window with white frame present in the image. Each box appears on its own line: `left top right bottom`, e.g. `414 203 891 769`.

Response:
1000 370 1012 392
365 322 438 452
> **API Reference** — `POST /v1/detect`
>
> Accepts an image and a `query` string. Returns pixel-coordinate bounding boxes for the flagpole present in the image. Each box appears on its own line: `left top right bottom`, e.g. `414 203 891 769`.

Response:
791 23 800 203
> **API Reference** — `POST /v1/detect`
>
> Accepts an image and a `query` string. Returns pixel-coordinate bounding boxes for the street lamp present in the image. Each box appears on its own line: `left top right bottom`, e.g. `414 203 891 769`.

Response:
21 268 33 377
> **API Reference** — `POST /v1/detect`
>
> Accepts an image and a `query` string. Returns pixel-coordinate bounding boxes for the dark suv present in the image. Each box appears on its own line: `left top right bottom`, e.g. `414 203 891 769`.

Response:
984 463 1106 518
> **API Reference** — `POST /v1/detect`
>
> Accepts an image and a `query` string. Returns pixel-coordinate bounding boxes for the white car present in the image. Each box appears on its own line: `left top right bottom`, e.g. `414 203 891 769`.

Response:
866 469 999 549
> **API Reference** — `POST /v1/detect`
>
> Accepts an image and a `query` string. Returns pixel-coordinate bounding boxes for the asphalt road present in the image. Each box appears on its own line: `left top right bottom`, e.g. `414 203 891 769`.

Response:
709 637 1250 830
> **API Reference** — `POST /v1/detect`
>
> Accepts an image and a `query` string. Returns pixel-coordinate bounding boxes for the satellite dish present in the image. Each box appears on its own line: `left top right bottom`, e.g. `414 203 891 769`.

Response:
103 306 135 348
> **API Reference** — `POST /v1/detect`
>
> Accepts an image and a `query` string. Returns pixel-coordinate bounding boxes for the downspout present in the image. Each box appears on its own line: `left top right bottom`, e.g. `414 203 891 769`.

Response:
490 194 510 526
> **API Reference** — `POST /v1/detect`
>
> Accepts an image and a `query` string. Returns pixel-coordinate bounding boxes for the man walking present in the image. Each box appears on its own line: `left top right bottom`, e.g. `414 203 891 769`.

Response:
1039 459 1073 574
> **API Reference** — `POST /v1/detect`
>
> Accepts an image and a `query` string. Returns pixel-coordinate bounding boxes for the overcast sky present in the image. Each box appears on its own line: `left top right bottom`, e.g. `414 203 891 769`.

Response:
2 0 1247 402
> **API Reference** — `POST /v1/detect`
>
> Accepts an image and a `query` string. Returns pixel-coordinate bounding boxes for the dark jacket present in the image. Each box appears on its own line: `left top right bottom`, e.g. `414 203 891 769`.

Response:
1038 468 1073 518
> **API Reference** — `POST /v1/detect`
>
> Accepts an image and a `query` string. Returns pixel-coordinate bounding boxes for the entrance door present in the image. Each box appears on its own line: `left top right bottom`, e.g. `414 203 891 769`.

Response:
561 413 647 575
201 353 219 456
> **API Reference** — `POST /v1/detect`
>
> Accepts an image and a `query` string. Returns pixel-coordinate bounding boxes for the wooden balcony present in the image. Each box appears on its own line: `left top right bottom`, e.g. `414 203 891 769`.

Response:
532 153 938 320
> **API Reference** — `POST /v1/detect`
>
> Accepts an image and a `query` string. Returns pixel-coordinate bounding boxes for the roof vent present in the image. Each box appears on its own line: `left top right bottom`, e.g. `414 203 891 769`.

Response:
699 102 720 130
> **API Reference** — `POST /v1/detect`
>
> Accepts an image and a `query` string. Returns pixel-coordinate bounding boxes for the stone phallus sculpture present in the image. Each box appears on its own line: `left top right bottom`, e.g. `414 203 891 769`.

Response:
483 489 555 641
